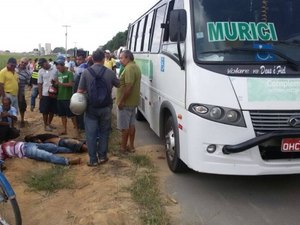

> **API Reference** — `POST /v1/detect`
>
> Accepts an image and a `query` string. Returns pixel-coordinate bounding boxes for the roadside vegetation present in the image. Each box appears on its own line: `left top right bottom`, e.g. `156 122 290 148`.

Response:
129 154 170 225
24 166 74 193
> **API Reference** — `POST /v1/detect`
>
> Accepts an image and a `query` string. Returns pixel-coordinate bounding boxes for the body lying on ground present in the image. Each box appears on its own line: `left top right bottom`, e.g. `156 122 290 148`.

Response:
24 133 87 152
0 140 81 166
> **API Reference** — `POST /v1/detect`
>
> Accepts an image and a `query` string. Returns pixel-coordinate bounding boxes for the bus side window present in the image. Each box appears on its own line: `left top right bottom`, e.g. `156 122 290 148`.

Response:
162 0 175 42
128 26 134 50
151 5 167 53
162 0 185 57
129 24 137 52
143 11 154 52
136 17 146 52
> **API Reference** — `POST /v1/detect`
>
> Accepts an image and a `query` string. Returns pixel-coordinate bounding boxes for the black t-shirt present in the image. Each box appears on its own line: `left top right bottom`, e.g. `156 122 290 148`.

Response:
32 133 59 142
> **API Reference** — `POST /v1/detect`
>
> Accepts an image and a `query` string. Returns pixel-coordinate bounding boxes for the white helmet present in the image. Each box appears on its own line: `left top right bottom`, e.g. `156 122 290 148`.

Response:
70 93 87 115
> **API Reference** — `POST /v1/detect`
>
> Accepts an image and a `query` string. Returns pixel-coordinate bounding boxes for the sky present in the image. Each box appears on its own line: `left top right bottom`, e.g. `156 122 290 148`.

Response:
0 0 158 53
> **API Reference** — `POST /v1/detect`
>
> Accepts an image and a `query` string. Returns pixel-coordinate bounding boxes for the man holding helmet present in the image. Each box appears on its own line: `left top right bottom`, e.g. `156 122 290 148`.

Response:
77 49 119 167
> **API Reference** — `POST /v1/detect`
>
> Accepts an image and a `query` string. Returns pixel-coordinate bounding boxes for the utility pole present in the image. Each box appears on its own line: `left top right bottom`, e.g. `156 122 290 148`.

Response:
62 25 71 54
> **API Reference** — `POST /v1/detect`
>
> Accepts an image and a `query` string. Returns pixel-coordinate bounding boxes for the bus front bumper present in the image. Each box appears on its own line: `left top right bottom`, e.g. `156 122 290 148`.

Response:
223 130 300 154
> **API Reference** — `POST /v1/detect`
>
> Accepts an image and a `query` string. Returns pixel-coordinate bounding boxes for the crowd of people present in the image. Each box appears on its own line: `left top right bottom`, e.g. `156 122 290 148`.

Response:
0 48 142 167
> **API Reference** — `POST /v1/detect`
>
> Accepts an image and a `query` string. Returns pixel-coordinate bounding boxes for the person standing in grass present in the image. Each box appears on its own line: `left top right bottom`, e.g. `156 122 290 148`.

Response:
116 50 141 154
16 57 31 127
38 58 58 131
0 58 19 112
77 49 120 166
54 56 79 137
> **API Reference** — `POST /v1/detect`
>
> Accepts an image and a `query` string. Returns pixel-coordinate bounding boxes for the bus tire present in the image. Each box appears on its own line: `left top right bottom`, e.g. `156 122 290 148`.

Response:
136 109 146 121
165 116 187 173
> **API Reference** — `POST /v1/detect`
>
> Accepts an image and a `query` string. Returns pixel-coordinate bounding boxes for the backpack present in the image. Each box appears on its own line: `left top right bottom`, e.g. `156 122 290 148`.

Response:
87 66 111 108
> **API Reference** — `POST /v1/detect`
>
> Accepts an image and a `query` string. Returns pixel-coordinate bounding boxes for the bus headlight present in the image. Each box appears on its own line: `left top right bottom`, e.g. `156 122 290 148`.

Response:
210 107 223 119
189 103 246 127
226 110 239 122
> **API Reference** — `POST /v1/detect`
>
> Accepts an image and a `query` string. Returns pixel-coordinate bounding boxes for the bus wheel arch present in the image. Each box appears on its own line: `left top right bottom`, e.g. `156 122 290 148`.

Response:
159 102 187 172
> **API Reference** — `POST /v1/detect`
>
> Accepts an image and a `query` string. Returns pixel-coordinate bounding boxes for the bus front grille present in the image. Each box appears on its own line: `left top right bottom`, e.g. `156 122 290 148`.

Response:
249 110 300 134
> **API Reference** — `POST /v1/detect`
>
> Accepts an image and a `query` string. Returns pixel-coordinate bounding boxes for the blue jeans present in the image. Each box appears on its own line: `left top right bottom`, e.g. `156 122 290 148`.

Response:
24 143 73 165
31 86 38 108
84 107 112 164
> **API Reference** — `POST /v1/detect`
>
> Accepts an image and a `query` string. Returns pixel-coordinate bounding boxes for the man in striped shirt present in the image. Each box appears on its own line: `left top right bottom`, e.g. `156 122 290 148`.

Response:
0 141 81 166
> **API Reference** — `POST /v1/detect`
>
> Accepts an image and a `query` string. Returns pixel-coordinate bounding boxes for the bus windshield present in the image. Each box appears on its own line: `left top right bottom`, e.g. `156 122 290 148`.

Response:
192 0 300 63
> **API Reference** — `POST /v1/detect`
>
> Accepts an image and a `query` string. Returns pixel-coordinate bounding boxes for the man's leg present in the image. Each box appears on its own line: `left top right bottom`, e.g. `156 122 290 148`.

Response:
61 116 67 134
121 129 130 152
31 86 38 111
71 117 80 137
48 113 55 126
85 113 99 164
117 108 130 152
128 125 136 150
42 113 50 129
98 107 112 160
35 143 73 154
128 107 137 151
24 143 68 165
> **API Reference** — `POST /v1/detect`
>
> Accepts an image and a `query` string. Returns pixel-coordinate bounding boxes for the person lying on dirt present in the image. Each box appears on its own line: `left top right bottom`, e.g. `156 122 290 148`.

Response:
0 140 81 166
24 133 87 152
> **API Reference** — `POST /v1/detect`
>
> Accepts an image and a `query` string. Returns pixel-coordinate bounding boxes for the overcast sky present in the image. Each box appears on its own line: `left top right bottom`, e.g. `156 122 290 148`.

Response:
0 0 158 53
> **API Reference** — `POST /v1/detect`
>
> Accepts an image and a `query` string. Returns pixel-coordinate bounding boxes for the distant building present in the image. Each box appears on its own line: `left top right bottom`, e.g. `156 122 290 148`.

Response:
45 43 51 55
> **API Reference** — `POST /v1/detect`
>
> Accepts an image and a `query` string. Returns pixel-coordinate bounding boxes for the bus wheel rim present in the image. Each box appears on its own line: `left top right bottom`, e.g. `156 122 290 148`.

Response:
166 129 176 161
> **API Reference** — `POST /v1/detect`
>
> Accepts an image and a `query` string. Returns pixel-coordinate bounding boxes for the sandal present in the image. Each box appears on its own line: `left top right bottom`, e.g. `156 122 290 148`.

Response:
87 162 98 167
126 146 136 153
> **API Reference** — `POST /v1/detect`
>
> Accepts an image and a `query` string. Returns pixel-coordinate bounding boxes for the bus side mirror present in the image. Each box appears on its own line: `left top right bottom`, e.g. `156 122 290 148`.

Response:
169 9 187 42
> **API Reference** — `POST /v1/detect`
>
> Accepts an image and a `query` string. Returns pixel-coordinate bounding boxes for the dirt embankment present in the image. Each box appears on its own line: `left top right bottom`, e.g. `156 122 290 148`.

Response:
4 88 180 225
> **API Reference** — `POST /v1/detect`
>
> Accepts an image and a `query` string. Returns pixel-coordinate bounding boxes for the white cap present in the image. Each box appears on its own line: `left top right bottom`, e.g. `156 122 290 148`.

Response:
105 50 111 54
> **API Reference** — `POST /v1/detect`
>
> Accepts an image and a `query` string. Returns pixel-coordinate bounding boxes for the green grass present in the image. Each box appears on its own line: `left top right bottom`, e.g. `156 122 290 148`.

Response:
128 154 153 168
129 155 169 225
24 166 74 193
0 53 56 69
131 171 169 225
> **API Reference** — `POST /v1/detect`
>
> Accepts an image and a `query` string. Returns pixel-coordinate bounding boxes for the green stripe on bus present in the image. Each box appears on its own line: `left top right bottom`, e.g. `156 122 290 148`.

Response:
248 78 300 101
135 58 153 79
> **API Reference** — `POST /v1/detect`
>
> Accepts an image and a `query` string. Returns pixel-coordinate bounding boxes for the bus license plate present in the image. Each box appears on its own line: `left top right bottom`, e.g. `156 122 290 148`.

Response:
281 138 300 152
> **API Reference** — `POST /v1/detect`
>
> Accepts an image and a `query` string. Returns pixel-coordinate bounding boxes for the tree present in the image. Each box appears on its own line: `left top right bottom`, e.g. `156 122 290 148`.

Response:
102 30 128 52
52 47 66 54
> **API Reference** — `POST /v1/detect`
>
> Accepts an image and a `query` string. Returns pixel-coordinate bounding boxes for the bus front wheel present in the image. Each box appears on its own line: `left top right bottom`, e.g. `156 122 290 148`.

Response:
165 116 187 172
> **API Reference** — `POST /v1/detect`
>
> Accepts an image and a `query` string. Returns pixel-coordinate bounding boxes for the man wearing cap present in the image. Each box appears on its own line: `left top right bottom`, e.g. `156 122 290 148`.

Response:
38 58 58 131
0 58 19 112
53 56 79 136
104 50 116 73
65 56 76 73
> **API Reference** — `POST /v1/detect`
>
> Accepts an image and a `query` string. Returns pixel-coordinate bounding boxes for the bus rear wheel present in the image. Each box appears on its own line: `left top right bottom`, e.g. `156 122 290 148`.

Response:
165 116 187 172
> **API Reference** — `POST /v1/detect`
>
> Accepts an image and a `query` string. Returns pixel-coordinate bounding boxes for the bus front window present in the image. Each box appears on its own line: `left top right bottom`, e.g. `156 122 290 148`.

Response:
192 0 300 63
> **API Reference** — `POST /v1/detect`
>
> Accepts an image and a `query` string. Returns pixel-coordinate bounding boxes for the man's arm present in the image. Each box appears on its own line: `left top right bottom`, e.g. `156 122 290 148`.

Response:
118 84 133 110
38 83 43 99
0 83 5 98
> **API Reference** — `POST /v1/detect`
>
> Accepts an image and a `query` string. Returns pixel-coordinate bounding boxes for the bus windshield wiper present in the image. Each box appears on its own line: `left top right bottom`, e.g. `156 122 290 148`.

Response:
200 47 300 71
275 39 300 46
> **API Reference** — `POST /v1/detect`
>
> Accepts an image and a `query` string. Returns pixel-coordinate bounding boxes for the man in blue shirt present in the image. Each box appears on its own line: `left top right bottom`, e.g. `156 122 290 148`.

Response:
0 97 19 143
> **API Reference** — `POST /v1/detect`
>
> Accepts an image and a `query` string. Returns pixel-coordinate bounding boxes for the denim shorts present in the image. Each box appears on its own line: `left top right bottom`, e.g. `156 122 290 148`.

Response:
117 106 136 130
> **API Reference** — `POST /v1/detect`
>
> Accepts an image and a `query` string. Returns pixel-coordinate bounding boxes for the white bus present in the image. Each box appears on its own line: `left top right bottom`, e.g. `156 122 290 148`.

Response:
127 0 300 175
